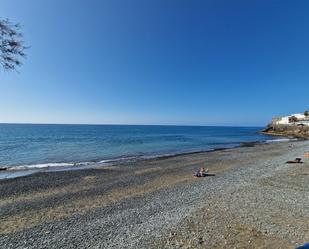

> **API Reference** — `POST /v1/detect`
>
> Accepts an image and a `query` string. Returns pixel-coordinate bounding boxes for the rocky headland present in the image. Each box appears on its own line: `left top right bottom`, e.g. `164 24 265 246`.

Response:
261 123 309 139
261 112 309 138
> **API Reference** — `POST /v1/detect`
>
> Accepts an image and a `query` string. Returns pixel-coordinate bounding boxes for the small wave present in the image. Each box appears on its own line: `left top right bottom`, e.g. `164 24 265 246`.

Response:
9 162 76 170
266 138 298 143
8 161 109 171
99 156 138 163
7 157 140 171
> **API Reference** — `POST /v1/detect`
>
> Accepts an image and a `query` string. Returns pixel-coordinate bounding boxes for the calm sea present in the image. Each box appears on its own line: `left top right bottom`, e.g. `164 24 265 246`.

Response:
0 124 275 171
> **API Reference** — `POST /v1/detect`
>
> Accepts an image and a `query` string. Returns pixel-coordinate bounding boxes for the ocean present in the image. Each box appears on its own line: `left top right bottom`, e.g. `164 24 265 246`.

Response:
0 124 278 173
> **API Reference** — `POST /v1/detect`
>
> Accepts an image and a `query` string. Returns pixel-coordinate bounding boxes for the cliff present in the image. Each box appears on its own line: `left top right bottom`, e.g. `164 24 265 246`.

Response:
261 123 309 139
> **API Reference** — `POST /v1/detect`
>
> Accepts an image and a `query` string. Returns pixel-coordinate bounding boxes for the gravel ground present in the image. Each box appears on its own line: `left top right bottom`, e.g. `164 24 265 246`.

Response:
0 140 308 248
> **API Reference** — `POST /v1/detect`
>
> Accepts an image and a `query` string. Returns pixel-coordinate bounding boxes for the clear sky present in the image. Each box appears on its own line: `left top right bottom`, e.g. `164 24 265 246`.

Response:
1 0 309 126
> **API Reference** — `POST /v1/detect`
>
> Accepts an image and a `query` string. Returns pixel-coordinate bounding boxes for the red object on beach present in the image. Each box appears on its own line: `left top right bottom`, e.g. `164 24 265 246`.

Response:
304 152 309 159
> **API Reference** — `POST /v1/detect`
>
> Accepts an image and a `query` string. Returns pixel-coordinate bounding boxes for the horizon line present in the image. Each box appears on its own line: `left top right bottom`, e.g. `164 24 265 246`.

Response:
0 122 265 128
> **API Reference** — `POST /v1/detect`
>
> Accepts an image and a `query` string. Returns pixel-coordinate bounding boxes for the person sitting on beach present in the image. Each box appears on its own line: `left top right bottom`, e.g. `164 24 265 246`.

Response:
194 167 209 177
288 144 295 149
200 167 209 177
200 167 206 176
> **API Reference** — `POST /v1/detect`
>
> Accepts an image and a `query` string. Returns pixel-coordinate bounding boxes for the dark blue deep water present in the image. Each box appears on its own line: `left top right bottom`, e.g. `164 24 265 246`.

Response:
0 124 273 169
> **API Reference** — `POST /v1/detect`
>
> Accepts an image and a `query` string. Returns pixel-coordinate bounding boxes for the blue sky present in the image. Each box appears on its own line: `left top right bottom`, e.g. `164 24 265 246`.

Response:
1 0 309 126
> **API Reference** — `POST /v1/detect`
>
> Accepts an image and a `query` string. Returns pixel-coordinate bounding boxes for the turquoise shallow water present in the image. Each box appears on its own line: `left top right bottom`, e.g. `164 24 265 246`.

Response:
0 124 274 170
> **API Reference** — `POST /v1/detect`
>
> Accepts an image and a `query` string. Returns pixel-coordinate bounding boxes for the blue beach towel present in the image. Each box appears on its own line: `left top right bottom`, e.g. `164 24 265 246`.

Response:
194 171 208 177
194 171 201 177
296 243 309 249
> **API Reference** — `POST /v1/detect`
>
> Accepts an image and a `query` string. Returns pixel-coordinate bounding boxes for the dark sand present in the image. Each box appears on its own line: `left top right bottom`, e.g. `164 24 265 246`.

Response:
0 140 308 248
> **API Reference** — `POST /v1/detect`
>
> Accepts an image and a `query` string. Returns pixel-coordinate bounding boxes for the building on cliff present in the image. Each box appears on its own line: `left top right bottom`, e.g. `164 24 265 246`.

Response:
272 113 309 126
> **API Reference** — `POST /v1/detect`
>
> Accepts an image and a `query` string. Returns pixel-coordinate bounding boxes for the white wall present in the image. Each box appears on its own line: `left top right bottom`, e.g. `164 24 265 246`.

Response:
274 113 307 125
276 116 289 125
292 113 306 119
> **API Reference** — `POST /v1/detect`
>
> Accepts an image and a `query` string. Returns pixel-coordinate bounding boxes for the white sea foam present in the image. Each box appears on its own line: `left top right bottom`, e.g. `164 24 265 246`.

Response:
266 138 298 143
8 161 112 171
99 156 139 164
9 162 76 170
7 157 139 171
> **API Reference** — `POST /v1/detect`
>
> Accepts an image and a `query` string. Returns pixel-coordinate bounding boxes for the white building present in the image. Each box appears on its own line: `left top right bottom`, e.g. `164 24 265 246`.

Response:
273 113 309 126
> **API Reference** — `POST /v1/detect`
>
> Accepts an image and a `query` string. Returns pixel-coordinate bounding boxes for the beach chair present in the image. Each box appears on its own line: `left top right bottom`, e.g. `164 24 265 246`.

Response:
286 158 303 164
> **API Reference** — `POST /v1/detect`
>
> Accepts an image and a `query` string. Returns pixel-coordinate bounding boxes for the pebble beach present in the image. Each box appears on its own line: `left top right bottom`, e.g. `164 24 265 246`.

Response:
0 140 308 248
